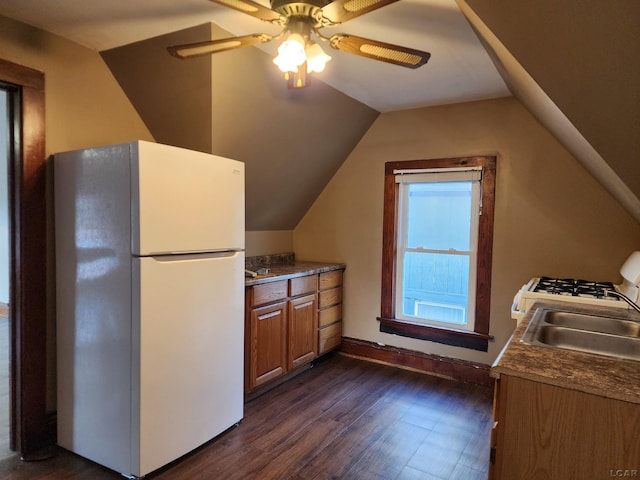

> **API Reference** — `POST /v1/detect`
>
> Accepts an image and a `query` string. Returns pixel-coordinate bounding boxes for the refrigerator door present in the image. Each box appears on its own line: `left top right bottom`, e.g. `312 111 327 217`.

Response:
131 141 244 256
132 251 244 477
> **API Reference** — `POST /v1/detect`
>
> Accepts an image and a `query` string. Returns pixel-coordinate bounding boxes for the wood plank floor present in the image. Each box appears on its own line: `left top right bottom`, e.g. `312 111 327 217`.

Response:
0 354 493 480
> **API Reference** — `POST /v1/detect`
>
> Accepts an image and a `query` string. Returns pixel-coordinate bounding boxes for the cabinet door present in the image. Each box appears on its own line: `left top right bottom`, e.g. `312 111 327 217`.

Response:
496 375 640 479
288 294 318 369
250 301 288 389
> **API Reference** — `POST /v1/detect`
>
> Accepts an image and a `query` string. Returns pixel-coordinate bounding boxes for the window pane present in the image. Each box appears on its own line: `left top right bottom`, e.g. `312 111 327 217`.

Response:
406 182 472 251
401 252 469 325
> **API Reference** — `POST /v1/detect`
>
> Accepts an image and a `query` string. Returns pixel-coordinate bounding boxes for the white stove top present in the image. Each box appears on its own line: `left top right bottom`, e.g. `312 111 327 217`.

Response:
510 252 640 325
512 277 627 324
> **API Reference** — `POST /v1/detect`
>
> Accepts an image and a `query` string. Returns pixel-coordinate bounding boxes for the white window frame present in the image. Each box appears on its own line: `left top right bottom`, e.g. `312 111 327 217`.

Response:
394 168 482 331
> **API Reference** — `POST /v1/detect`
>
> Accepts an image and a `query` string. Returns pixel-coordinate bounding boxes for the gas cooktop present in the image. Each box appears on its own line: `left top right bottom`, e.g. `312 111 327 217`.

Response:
511 252 640 325
533 276 617 299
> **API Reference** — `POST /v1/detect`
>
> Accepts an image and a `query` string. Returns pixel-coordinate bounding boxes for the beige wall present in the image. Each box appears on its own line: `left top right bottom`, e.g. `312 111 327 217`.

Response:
1 15 155 410
101 24 213 154
457 0 640 224
294 97 640 365
246 230 293 257
0 15 154 155
464 0 640 201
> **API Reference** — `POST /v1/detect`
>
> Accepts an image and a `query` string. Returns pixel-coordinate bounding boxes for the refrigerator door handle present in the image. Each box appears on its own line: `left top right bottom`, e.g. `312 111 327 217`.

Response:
143 250 243 261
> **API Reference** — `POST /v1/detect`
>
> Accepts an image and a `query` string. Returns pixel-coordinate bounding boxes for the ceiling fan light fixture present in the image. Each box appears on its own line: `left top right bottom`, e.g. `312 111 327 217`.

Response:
305 42 331 73
273 32 306 72
288 65 309 88
273 55 299 73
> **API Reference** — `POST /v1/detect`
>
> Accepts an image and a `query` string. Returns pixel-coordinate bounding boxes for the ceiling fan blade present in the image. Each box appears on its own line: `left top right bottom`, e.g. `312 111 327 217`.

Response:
168 34 273 59
320 0 399 24
208 0 283 23
329 34 430 68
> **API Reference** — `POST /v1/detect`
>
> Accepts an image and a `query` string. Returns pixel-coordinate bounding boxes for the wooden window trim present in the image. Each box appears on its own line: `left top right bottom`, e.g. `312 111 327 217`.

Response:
378 156 496 352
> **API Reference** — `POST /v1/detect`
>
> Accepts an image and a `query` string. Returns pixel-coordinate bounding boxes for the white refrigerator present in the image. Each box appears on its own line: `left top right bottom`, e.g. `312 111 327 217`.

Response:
55 140 244 478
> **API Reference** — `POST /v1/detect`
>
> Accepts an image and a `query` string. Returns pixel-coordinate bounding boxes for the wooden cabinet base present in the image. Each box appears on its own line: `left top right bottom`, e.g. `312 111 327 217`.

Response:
246 268 345 395
492 375 640 479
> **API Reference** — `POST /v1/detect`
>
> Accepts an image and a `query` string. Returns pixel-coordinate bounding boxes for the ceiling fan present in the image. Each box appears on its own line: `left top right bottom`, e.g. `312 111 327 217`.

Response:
167 0 431 88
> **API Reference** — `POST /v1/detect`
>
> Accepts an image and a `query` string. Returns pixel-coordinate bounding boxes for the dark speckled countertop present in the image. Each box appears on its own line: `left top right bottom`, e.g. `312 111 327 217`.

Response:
492 300 640 404
245 261 345 286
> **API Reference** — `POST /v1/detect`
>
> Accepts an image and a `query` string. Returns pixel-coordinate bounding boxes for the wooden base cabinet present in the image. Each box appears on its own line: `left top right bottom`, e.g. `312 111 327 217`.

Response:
246 280 288 390
245 269 344 393
490 375 640 480
318 270 343 355
245 274 318 392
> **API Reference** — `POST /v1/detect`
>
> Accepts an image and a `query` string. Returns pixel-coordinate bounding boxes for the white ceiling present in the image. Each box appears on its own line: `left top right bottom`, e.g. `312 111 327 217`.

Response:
0 0 510 112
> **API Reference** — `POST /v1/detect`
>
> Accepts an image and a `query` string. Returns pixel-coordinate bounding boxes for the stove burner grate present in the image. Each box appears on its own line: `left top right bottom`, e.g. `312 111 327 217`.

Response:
534 276 617 299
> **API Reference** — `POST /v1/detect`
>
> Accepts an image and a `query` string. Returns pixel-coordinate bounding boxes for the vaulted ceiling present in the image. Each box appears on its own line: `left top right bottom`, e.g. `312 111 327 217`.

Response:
464 0 640 222
0 0 638 228
0 0 510 112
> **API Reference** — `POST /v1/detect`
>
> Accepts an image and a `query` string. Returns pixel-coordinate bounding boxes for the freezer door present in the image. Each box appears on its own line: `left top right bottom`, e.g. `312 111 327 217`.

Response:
132 251 244 477
131 141 244 256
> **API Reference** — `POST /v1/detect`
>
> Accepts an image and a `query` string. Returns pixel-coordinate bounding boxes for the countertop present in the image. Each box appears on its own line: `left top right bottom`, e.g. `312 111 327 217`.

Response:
492 300 640 404
245 261 346 287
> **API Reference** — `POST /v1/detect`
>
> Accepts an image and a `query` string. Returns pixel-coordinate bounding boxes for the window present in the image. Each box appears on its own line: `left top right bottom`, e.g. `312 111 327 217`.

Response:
379 157 496 351
396 171 481 331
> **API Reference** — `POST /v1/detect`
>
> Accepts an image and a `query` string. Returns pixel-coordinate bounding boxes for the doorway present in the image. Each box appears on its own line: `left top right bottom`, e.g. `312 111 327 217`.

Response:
0 58 49 456
0 87 10 459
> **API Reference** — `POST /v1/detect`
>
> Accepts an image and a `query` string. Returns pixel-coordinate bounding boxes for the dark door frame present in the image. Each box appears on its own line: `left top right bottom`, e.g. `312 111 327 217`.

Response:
0 58 48 454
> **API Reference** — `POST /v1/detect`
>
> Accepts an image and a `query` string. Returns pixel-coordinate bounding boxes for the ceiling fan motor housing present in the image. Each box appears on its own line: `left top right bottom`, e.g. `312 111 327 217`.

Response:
271 0 332 12
271 0 332 27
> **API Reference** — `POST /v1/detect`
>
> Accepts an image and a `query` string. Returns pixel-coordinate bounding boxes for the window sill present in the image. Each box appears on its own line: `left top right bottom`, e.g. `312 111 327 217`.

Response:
378 317 492 352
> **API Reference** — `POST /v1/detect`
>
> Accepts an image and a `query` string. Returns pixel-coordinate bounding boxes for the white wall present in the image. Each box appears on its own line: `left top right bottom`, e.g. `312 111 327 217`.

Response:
0 90 8 305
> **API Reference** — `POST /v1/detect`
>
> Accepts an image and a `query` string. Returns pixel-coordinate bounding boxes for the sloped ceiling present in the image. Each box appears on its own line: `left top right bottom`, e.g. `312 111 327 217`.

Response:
0 0 510 113
2 0 638 228
101 23 379 230
461 0 640 221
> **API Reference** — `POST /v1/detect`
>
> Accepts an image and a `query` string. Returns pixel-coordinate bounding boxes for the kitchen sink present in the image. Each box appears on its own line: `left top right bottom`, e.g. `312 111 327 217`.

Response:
541 310 640 337
521 308 640 361
536 325 640 360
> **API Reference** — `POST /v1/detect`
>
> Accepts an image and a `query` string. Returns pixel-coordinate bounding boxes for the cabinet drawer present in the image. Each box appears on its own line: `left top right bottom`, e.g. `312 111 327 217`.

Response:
252 280 287 306
289 274 318 297
319 304 342 328
319 321 342 354
319 270 343 290
319 287 342 309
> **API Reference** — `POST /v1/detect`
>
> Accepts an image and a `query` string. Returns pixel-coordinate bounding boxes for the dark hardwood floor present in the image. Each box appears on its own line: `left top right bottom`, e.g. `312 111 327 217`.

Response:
0 354 493 480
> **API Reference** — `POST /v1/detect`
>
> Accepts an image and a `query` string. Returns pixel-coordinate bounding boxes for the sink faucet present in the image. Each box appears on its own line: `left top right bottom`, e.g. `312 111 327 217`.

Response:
605 290 640 315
